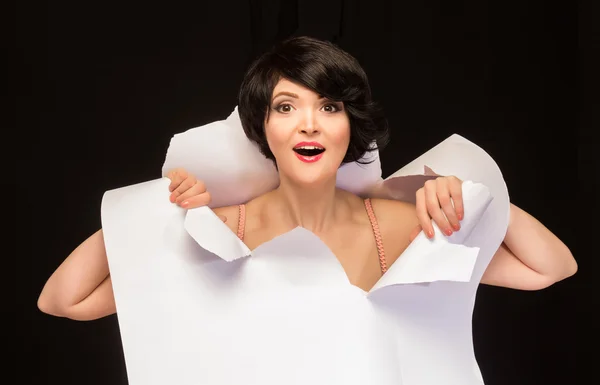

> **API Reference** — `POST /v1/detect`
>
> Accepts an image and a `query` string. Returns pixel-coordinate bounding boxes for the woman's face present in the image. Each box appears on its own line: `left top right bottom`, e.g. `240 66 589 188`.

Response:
265 78 350 186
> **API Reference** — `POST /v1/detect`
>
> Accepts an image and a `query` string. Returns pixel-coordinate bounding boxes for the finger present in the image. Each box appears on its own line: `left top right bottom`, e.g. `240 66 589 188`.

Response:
448 176 464 221
170 178 202 202
168 174 192 202
415 188 434 238
436 178 460 232
175 181 207 204
180 191 211 209
424 180 452 236
409 224 422 242
175 177 201 195
167 169 187 192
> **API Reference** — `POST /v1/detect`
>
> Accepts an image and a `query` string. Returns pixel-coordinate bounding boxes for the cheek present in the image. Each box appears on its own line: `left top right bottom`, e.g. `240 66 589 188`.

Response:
331 118 351 149
264 124 286 156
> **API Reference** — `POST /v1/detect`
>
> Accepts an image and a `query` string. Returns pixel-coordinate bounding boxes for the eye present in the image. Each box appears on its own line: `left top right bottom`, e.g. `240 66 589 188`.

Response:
274 103 294 113
321 103 342 113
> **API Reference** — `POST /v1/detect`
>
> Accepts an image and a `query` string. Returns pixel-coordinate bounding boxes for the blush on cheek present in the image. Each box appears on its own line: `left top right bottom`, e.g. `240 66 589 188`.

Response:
265 137 281 158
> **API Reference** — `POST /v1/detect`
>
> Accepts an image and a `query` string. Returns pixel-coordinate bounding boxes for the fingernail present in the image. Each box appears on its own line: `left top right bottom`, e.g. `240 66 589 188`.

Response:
181 201 189 207
453 223 461 231
445 228 453 236
458 213 463 220
427 230 434 238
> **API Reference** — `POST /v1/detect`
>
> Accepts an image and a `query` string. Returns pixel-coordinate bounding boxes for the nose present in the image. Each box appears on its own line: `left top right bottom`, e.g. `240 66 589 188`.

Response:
298 110 319 135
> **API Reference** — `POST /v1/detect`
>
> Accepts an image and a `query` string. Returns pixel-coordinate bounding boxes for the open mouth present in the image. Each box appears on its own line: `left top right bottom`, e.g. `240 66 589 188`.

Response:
293 141 326 163
293 146 325 157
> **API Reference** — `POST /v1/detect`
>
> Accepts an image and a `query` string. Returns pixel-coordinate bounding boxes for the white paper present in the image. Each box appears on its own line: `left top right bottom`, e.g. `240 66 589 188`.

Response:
102 128 510 384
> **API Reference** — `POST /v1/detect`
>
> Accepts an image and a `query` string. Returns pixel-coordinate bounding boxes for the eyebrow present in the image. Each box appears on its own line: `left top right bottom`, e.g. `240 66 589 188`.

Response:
271 91 328 102
271 91 299 101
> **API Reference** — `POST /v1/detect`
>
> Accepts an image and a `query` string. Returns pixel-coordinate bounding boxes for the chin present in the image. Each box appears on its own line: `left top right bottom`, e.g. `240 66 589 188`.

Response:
279 162 340 187
276 150 344 186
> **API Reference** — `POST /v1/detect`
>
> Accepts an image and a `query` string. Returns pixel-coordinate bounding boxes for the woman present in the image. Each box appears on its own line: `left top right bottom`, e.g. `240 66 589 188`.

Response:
37 36 577 322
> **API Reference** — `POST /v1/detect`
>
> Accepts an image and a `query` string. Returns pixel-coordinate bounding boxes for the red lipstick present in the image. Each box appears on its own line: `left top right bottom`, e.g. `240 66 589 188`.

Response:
294 152 324 163
293 141 324 149
293 141 325 163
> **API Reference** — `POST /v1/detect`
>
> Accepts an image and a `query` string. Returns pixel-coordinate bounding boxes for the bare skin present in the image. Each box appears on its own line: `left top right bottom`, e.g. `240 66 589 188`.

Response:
213 189 418 292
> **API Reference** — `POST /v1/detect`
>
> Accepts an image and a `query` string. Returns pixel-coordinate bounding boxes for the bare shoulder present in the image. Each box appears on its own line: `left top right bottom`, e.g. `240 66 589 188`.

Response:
211 191 274 237
368 198 419 263
212 205 242 234
369 198 417 224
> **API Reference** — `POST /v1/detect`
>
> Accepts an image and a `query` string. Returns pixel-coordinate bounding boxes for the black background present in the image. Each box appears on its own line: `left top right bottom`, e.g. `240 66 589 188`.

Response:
15 1 591 384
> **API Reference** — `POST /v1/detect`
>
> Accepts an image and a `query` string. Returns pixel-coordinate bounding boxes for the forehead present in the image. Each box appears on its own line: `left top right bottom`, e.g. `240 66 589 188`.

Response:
272 78 319 98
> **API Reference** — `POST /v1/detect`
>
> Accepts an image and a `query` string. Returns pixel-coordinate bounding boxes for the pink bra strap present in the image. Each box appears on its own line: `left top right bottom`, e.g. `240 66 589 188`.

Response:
363 198 387 274
237 204 246 241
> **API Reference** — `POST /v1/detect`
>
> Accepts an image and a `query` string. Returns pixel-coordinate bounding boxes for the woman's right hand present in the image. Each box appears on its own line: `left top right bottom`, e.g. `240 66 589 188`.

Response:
167 168 211 208
166 168 227 222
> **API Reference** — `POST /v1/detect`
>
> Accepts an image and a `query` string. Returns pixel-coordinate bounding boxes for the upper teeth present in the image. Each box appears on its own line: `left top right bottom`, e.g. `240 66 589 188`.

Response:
297 146 323 150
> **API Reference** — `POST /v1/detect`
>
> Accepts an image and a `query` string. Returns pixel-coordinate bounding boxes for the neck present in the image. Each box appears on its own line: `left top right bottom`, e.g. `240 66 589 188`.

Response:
272 175 340 234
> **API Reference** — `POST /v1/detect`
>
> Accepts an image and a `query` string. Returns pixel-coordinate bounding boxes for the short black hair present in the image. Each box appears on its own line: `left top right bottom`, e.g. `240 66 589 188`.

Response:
238 36 389 165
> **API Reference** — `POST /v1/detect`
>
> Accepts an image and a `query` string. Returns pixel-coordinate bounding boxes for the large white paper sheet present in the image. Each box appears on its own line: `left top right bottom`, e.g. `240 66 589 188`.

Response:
102 131 509 385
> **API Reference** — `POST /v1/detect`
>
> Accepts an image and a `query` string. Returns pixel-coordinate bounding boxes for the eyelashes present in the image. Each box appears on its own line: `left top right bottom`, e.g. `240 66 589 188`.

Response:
321 103 342 113
272 102 343 114
272 103 294 113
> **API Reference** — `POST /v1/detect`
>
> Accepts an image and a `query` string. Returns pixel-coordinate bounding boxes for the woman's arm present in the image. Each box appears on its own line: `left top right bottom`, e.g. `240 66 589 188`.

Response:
411 176 577 291
38 168 213 321
37 229 117 321
480 203 577 290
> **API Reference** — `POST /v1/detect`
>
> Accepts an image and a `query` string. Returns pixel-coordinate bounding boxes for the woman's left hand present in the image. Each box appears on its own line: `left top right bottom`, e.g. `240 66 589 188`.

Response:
410 175 465 241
